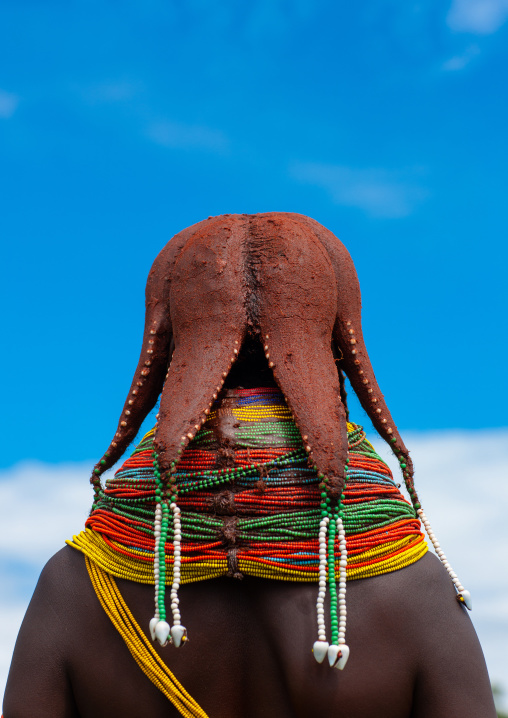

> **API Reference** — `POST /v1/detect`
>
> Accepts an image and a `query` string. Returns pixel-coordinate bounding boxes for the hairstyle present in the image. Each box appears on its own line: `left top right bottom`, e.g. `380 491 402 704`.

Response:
91 213 418 508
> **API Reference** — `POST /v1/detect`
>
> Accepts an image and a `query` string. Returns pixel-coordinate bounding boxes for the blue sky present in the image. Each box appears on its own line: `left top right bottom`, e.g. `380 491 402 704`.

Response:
1 0 507 468
1 1 508 701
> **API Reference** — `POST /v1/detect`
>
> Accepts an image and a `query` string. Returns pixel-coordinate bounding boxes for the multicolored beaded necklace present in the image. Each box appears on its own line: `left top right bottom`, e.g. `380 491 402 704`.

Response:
69 387 470 716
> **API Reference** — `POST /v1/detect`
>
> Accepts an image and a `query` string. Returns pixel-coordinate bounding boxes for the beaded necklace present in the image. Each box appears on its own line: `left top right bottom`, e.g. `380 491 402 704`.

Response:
69 388 471 716
70 387 431 654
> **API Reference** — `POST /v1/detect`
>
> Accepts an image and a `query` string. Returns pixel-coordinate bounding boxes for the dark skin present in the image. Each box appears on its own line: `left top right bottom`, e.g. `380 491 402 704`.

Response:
4 548 495 718
4 347 496 717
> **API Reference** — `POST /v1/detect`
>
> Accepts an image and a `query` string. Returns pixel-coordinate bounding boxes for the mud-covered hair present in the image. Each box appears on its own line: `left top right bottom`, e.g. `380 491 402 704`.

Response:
90 213 417 508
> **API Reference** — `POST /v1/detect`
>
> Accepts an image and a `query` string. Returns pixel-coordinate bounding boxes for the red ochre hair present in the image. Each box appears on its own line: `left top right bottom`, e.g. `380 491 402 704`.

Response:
90 213 418 508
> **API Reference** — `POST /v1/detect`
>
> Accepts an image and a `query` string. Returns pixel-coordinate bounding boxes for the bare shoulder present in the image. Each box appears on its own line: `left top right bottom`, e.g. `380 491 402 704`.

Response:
32 544 93 601
275 552 496 718
373 552 496 718
3 547 95 718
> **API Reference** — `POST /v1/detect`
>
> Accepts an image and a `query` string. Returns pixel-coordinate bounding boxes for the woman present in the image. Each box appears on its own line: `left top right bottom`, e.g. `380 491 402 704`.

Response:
4 213 495 717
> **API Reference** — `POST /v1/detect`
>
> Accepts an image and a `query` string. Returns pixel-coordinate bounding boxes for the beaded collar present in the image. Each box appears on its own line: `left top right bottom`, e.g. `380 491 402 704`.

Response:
69 388 472 716
69 388 430 657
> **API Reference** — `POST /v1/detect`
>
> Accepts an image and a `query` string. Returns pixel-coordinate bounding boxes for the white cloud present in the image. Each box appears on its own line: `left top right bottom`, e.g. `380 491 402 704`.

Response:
442 43 480 70
146 120 229 153
0 90 19 119
0 461 92 695
1 431 507 697
291 162 428 219
0 462 91 568
447 0 508 34
373 428 508 691
0 605 25 695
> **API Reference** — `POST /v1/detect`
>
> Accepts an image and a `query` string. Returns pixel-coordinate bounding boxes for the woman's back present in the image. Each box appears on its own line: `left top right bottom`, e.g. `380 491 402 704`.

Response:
5 545 494 717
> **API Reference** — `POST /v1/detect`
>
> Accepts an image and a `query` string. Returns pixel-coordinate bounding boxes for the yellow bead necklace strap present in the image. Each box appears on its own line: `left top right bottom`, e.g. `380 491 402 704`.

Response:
85 557 209 718
68 531 229 584
69 528 426 585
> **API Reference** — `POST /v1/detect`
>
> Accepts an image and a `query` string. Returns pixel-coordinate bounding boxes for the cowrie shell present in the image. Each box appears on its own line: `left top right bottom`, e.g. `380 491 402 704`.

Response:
334 644 350 670
171 624 188 647
457 589 472 611
149 617 158 641
328 643 350 670
155 620 170 646
312 640 329 664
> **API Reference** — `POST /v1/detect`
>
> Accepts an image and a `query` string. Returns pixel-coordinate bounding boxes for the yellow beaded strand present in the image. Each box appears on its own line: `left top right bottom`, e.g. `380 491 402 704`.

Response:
69 529 426 585
85 557 209 718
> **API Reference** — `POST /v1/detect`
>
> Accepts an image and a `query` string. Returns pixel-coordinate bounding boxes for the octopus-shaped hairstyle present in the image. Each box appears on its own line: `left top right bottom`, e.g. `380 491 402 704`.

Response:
91 213 417 504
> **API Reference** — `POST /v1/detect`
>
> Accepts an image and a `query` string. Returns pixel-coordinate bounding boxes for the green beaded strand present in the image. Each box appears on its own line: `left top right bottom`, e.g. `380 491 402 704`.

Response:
328 517 339 644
